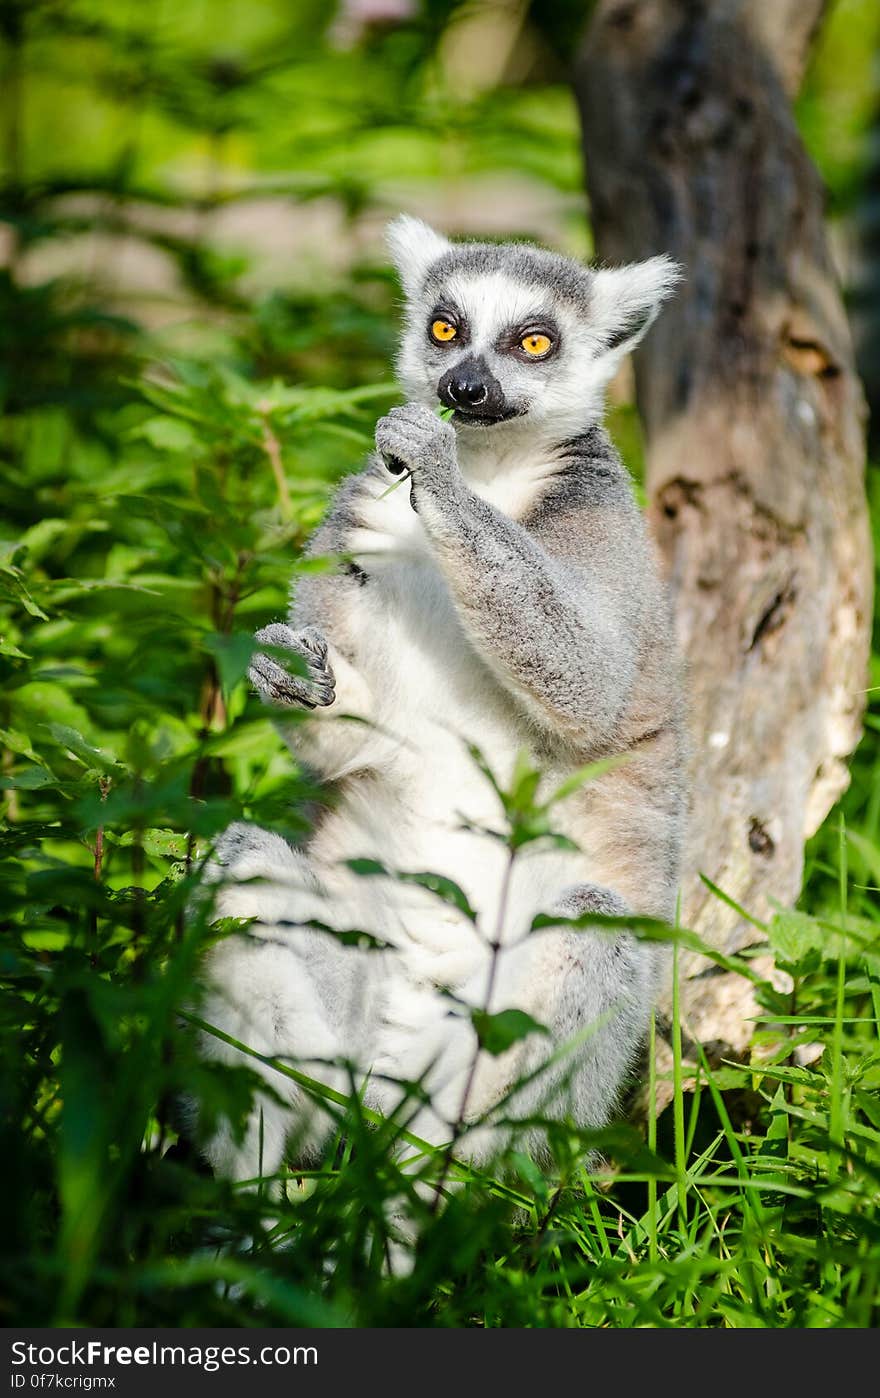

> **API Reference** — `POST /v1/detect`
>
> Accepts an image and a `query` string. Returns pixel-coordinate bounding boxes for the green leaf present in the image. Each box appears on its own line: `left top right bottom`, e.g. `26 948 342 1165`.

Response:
0 567 49 620
472 1007 548 1057
465 741 504 802
203 631 258 695
286 919 391 951
0 764 56 790
508 748 541 813
737 1061 827 1090
854 1088 880 1131
846 828 880 887
135 415 198 452
767 910 825 967
345 860 477 920
544 755 623 807
42 724 123 777
346 857 390 878
116 828 189 858
396 871 478 921
510 1149 550 1203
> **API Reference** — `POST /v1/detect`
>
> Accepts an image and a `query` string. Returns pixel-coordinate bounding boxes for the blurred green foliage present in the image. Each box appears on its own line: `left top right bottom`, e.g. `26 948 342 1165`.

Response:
797 0 880 213
1 0 879 1328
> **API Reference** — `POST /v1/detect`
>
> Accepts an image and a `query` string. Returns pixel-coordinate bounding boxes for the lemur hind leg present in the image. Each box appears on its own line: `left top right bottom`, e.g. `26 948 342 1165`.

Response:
513 882 657 1138
371 885 654 1270
194 822 381 1184
372 883 658 1169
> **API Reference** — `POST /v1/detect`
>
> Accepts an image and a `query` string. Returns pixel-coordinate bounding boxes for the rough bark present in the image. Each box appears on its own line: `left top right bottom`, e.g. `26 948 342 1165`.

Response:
576 0 872 1074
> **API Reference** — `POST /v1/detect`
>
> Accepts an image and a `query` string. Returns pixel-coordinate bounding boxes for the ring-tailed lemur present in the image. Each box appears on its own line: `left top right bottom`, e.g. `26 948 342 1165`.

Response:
197 216 686 1185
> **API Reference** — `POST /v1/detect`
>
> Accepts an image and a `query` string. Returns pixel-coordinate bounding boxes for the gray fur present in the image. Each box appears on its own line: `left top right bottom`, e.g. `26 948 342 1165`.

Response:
427 242 595 312
196 217 687 1200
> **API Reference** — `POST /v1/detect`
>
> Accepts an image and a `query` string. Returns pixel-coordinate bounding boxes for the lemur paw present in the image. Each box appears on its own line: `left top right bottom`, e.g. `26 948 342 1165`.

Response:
249 623 336 709
375 403 455 481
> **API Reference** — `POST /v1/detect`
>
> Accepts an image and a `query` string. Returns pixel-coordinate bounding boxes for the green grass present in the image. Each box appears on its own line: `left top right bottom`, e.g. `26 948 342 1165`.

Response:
2 0 880 1330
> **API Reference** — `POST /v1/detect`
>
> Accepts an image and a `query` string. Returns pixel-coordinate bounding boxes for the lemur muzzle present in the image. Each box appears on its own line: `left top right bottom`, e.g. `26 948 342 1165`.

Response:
438 354 507 420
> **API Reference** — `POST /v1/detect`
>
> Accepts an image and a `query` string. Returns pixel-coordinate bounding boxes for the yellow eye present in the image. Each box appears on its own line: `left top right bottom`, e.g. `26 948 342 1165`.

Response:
521 332 552 357
431 319 458 343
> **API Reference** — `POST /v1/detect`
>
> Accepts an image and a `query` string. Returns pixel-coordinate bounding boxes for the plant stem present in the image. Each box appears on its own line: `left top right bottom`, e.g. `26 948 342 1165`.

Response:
88 776 111 960
258 401 293 521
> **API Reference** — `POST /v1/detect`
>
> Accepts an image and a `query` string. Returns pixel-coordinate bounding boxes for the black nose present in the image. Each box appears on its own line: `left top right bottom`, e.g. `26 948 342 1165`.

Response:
438 355 506 418
449 376 487 407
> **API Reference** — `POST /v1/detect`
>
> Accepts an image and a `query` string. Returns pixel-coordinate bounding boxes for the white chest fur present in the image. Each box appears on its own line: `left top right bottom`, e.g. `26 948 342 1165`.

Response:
310 446 585 973
346 440 559 568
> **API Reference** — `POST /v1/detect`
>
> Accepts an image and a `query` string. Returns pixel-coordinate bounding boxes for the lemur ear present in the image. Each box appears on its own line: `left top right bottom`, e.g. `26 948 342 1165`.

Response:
386 215 451 298
590 255 681 357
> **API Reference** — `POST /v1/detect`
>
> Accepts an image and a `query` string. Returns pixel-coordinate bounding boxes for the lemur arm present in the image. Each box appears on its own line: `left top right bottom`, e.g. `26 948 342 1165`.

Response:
249 485 382 779
431 494 636 746
375 405 638 746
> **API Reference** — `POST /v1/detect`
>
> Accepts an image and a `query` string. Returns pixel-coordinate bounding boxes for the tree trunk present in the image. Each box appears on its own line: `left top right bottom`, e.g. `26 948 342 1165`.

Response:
576 0 872 1078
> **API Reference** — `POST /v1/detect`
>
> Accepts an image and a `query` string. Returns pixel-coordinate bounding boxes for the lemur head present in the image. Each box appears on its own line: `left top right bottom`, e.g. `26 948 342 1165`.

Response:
387 215 680 440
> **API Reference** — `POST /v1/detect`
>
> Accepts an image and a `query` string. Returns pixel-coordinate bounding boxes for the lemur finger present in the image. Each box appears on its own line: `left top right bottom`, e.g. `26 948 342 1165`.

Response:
298 624 329 661
249 653 317 709
254 622 301 650
375 419 406 449
388 402 442 431
395 404 456 446
253 622 329 668
376 408 437 443
249 624 335 708
250 652 336 709
376 425 434 473
311 652 336 701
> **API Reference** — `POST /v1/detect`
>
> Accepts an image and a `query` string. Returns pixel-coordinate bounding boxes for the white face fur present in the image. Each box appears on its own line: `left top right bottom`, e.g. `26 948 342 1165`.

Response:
387 215 680 447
